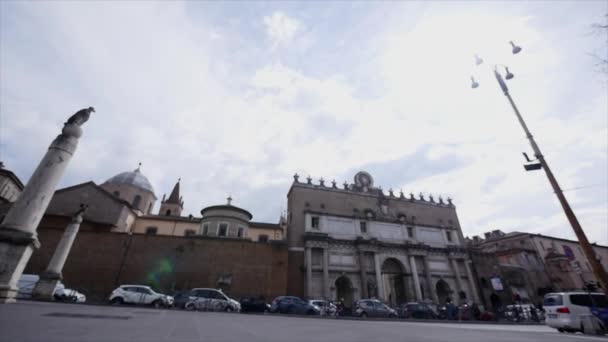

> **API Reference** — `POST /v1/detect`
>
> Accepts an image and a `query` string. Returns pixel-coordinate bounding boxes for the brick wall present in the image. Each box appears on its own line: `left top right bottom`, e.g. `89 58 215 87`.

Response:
26 221 288 303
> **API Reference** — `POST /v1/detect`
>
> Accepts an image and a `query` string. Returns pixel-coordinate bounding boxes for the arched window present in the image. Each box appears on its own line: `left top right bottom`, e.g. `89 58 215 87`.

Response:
132 195 142 209
166 209 172 216
113 191 120 198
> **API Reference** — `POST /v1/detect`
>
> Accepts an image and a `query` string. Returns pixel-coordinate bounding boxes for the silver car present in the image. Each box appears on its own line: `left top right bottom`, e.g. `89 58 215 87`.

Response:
354 299 397 318
185 288 240 312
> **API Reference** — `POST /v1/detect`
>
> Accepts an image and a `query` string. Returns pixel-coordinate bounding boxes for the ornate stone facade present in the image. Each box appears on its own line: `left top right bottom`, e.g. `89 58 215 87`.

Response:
287 171 479 308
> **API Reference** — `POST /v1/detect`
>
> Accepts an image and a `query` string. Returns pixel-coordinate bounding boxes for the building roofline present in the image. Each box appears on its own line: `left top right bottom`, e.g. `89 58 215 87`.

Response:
200 205 253 220
54 181 138 214
287 181 456 209
0 168 24 190
474 231 608 249
250 221 283 230
139 214 202 223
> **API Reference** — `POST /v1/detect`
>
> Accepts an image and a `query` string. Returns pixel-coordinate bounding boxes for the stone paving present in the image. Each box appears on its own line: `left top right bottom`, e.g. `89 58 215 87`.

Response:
0 301 606 342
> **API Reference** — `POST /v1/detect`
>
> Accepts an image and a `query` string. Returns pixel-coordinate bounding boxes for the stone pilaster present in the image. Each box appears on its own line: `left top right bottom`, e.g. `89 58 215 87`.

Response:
450 258 464 304
464 259 481 303
305 247 312 299
322 248 329 299
358 250 368 299
374 253 384 300
424 256 439 303
409 255 422 301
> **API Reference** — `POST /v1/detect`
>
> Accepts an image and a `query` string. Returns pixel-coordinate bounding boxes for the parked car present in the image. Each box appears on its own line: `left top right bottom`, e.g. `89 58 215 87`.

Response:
270 296 321 315
184 288 240 312
544 292 608 333
109 285 173 308
396 302 437 319
17 274 86 303
309 299 337 316
354 299 397 318
173 290 194 309
54 284 86 303
240 297 271 313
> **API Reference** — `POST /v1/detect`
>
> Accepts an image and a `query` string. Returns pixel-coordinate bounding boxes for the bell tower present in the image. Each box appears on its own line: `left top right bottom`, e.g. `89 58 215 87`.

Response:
159 178 183 217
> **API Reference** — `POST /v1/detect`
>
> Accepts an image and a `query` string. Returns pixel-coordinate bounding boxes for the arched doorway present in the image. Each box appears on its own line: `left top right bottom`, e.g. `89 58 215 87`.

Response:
436 279 453 304
335 276 354 309
381 258 406 306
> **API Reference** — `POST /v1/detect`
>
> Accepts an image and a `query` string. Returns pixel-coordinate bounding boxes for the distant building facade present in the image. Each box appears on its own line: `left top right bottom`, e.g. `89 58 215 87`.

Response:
468 229 608 308
0 161 24 204
286 171 479 308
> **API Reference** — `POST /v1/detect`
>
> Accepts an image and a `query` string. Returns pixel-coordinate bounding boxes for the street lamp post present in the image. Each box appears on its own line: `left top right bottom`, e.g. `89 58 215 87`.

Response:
472 44 608 296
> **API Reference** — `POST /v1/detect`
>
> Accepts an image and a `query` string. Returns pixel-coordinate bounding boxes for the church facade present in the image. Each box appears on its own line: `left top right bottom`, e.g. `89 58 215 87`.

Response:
286 171 480 308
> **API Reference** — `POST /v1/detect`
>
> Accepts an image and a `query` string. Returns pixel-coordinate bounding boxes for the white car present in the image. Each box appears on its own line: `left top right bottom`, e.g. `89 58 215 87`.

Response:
109 285 173 308
54 284 86 303
544 292 608 333
184 288 240 312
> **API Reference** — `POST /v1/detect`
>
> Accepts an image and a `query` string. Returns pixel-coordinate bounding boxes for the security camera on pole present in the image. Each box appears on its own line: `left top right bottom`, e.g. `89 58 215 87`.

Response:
0 107 94 303
471 43 608 296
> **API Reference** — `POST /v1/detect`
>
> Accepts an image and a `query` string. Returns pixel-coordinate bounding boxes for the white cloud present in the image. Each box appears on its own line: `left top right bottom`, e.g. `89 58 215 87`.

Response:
263 11 301 49
1 3 605 245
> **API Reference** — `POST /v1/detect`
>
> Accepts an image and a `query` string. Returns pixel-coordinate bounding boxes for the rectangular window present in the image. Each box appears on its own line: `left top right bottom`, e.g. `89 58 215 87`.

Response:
237 227 244 238
360 221 367 233
218 223 228 237
446 231 453 242
184 229 195 237
145 226 157 235
202 224 209 235
311 216 320 229
259 235 269 242
407 227 414 238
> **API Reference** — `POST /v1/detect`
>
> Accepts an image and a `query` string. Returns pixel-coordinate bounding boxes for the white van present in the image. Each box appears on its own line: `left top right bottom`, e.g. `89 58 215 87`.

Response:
544 292 608 333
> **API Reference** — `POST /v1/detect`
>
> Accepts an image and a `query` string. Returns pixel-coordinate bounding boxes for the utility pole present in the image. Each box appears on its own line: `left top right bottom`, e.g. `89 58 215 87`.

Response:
493 70 608 296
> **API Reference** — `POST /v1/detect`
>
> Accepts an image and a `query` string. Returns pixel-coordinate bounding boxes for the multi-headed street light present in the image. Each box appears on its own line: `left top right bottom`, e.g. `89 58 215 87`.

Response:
471 42 608 296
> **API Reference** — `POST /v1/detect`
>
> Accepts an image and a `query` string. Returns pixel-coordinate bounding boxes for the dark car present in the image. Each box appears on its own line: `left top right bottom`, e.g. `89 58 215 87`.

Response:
270 296 320 315
240 297 270 313
396 302 438 319
354 299 397 318
173 290 194 309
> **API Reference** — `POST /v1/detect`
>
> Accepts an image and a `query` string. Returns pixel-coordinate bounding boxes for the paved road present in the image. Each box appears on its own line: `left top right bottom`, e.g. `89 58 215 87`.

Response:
0 301 605 342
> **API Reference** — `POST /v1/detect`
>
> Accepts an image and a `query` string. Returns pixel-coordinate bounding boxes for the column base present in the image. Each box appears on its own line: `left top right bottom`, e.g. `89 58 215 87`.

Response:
32 276 61 301
0 229 40 304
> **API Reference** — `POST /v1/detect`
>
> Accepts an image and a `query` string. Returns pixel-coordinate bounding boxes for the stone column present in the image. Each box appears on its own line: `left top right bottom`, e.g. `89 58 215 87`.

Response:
322 248 329 299
0 107 93 303
450 258 464 304
409 255 423 301
305 247 312 299
32 207 86 300
374 253 384 300
463 259 481 303
424 256 439 303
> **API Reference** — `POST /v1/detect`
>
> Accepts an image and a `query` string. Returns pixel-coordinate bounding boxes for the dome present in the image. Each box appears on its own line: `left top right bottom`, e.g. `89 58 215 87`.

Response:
104 166 155 194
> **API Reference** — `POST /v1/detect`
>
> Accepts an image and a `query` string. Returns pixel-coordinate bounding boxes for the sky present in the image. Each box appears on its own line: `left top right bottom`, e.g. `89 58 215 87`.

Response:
1 1 606 244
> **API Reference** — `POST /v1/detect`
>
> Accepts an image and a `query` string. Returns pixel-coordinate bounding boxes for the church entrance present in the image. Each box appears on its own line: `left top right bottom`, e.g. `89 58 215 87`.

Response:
436 279 453 304
335 276 354 310
381 258 406 307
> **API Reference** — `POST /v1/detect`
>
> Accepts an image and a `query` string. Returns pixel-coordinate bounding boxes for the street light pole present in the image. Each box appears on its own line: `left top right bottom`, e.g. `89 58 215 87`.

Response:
493 70 608 296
